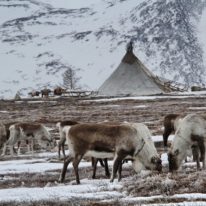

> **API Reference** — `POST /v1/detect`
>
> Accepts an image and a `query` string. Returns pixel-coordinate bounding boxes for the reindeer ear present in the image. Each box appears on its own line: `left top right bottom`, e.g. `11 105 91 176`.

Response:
174 149 179 156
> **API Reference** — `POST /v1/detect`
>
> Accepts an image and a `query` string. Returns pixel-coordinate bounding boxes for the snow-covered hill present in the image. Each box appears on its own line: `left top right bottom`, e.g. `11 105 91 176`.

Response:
0 0 206 98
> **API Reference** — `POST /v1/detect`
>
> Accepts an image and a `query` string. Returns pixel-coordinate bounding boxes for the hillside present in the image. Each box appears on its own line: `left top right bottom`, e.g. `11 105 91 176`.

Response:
0 0 206 98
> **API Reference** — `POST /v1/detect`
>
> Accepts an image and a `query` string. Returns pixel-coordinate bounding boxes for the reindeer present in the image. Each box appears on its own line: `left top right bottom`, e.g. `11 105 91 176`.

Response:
163 114 200 163
59 123 162 184
2 122 56 156
53 87 66 96
168 114 206 172
41 89 52 98
56 120 110 179
28 91 40 97
128 123 159 173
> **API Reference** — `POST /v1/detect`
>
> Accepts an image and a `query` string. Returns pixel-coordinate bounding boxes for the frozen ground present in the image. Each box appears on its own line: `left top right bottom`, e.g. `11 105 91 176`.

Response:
0 142 205 205
0 94 206 205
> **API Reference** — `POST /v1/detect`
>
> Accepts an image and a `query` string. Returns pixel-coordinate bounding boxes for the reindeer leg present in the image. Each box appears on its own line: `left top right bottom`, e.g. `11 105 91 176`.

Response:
9 145 15 156
99 159 105 167
58 138 66 159
191 145 200 170
92 157 98 179
202 153 205 170
196 137 205 170
58 141 61 159
59 155 73 183
72 154 83 184
118 161 123 182
163 129 172 148
17 141 21 155
62 139 66 159
103 158 110 178
1 144 7 156
31 139 34 155
200 144 205 170
26 139 30 154
110 151 127 182
192 145 200 170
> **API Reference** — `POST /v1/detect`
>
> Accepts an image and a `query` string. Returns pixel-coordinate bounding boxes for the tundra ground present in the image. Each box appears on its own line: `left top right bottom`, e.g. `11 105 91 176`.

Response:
0 94 206 205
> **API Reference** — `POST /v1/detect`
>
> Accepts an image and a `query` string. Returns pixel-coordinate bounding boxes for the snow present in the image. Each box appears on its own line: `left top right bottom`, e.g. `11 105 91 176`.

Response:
198 8 206 67
152 135 174 143
189 107 206 110
0 142 204 204
43 0 100 9
83 91 206 102
0 155 95 175
0 179 123 202
0 111 9 113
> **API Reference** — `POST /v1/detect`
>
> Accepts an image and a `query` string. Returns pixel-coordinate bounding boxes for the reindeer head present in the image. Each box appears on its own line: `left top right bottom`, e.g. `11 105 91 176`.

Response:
40 135 56 150
150 155 162 172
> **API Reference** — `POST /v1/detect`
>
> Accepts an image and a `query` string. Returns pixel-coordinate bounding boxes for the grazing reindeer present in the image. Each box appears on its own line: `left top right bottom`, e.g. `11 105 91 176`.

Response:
2 122 56 156
163 114 200 163
56 121 110 178
129 123 160 173
59 123 162 184
168 114 206 172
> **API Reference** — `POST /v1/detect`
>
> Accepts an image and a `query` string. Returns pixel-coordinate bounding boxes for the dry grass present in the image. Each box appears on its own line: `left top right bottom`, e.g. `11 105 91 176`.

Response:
121 168 206 197
1 96 206 205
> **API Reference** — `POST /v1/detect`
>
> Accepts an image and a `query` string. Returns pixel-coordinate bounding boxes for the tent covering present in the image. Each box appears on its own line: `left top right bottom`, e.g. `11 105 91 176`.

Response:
98 43 172 96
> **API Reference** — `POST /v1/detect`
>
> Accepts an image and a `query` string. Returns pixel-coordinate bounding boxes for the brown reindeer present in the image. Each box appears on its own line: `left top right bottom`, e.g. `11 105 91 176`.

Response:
59 123 162 184
41 89 52 98
56 121 110 179
53 87 66 96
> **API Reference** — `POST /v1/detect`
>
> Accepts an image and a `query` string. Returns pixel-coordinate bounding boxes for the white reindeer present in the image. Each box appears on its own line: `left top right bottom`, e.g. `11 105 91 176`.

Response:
163 113 200 164
59 123 162 184
168 113 206 171
2 122 56 156
129 123 160 173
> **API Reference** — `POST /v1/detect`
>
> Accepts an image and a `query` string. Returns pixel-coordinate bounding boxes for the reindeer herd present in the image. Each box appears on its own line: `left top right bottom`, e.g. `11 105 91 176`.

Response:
0 113 205 184
28 87 66 98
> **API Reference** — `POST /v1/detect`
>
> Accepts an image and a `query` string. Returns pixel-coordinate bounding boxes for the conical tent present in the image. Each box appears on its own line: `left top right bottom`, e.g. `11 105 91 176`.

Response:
98 43 170 96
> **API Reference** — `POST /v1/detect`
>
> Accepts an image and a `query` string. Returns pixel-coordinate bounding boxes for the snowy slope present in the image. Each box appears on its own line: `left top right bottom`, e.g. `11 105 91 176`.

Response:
0 0 206 98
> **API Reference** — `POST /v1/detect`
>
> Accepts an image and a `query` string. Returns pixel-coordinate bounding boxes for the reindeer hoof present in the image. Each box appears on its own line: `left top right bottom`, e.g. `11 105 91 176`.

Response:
110 179 114 183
